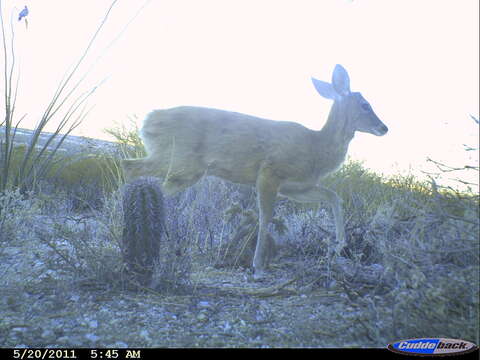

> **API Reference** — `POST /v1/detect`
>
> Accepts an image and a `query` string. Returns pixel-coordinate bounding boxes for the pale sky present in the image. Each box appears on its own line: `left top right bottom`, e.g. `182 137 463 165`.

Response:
2 0 479 185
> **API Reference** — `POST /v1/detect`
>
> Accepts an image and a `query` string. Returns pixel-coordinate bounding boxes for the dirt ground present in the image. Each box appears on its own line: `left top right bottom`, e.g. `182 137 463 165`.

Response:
1 236 387 348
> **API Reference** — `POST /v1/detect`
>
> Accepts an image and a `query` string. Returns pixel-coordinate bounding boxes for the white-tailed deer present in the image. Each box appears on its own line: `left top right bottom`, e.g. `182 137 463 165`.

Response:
122 64 388 277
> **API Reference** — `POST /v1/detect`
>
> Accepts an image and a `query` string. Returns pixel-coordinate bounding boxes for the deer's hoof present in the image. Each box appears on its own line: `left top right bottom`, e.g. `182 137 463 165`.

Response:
252 268 267 281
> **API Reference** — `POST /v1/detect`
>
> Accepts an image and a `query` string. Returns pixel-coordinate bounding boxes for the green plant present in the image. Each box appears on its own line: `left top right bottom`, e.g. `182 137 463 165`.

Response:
104 116 146 160
121 176 165 287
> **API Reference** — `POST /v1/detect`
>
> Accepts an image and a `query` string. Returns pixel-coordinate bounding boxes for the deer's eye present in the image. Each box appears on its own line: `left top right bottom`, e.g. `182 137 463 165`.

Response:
361 103 371 111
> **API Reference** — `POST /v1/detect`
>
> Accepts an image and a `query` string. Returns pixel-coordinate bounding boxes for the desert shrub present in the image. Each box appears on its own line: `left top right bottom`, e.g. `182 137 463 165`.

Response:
0 188 41 247
336 162 479 343
0 189 46 289
161 177 243 261
53 155 118 190
50 154 121 210
151 226 192 294
33 212 122 289
216 204 287 268
0 143 122 211
104 118 145 159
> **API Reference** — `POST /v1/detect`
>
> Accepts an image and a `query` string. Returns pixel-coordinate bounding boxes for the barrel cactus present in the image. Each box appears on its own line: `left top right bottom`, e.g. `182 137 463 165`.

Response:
121 176 165 287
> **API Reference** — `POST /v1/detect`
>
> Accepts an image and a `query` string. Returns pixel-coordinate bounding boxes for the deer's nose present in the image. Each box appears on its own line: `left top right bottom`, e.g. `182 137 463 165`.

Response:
376 124 388 136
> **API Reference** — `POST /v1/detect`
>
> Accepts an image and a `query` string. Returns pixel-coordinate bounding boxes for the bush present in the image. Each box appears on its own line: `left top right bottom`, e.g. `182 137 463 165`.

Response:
50 154 121 210
0 188 41 247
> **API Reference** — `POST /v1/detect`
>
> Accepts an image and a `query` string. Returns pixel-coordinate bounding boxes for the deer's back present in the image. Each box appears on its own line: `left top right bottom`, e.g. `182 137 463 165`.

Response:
141 106 319 184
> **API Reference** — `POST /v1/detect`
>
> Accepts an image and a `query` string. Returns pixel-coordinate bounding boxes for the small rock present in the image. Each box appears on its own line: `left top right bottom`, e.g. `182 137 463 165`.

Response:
41 329 54 338
196 312 208 322
89 320 98 328
198 301 210 308
222 321 231 331
114 341 128 348
85 333 100 342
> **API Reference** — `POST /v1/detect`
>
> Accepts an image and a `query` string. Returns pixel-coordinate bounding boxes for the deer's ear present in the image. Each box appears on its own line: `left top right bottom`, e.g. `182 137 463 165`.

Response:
311 78 340 100
332 64 351 96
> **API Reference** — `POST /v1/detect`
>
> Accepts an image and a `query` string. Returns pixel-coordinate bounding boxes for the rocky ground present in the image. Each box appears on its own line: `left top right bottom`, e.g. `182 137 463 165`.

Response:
0 210 392 348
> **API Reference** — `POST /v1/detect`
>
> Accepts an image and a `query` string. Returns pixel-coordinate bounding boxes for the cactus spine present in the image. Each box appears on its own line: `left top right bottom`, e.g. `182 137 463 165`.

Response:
121 176 165 287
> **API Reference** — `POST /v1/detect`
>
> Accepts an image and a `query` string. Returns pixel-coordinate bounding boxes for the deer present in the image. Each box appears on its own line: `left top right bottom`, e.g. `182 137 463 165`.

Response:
122 64 388 278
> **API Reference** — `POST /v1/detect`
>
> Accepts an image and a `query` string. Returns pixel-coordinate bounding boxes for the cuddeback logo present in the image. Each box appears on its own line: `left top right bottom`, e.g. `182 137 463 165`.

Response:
387 338 478 356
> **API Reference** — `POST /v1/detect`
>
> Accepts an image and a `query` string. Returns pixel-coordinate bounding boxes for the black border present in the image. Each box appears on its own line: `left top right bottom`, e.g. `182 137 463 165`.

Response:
0 348 479 360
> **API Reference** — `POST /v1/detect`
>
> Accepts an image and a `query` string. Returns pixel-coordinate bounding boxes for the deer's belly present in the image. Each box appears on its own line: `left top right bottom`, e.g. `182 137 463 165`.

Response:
205 159 259 185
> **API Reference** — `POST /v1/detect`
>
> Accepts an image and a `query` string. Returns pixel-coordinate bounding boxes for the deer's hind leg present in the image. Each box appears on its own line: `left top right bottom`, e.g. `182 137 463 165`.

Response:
152 134 207 195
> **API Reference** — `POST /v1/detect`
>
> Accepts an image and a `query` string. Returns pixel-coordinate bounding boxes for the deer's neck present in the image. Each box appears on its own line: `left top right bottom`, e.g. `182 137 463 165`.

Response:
318 101 355 146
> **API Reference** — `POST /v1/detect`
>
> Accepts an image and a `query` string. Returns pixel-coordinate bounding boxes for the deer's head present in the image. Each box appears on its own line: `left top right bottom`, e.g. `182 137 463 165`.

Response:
311 64 388 137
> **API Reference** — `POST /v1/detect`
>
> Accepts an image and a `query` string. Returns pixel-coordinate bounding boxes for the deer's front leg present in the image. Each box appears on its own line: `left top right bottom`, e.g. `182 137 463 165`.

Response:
280 184 346 255
253 166 280 277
